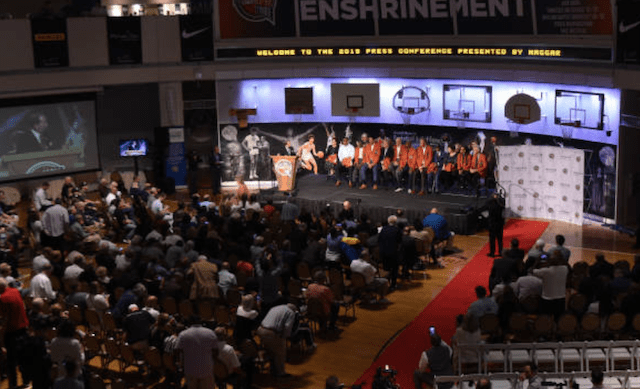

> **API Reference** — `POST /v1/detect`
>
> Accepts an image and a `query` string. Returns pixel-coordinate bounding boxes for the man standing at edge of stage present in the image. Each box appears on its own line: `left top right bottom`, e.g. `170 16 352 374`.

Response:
482 192 506 257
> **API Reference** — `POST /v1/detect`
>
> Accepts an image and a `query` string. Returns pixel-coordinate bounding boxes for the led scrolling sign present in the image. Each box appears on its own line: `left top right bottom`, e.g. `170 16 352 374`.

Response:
216 46 612 62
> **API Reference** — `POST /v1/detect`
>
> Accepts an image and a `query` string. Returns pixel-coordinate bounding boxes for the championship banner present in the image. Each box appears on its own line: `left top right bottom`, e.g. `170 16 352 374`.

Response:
31 18 69 68
617 0 640 63
535 0 612 34
218 0 295 39
165 127 187 187
499 145 584 224
180 14 214 62
107 17 142 65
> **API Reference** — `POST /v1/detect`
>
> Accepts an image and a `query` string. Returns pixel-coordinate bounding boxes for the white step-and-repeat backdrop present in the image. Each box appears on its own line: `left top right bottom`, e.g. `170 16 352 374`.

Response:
498 145 584 225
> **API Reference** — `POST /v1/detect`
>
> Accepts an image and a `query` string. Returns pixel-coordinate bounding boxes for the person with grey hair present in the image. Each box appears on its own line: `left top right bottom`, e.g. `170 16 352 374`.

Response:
524 239 547 273
378 215 401 290
30 263 56 301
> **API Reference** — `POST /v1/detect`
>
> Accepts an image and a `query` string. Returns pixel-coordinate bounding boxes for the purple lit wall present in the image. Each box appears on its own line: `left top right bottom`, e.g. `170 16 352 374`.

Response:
216 78 620 146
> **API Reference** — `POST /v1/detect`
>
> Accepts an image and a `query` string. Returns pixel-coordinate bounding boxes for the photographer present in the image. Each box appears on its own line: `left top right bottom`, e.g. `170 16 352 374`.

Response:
414 331 454 389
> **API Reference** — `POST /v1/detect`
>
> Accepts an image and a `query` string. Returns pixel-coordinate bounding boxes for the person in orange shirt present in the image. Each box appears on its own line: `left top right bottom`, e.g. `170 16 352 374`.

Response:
352 135 366 187
359 136 381 190
406 141 419 194
469 142 488 196
414 138 433 195
456 145 471 191
392 138 409 192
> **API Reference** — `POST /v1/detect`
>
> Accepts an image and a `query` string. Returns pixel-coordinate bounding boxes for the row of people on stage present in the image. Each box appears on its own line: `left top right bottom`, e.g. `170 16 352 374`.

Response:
307 133 493 195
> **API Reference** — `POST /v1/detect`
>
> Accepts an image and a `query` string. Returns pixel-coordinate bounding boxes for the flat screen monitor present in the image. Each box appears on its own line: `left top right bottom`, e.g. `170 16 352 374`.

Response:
0 93 99 182
119 139 147 157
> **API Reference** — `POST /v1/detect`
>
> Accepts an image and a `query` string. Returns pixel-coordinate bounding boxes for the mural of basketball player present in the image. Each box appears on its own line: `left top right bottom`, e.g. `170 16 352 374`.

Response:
242 127 261 180
298 134 320 174
221 125 245 181
257 124 321 153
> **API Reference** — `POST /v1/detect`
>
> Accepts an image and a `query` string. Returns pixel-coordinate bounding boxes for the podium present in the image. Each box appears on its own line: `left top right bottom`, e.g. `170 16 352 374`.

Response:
271 155 298 191
2 147 84 176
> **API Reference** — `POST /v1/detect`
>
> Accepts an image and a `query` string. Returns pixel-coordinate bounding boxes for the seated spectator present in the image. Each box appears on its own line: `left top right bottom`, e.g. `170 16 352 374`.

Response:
214 327 244 389
547 234 570 262
305 271 339 331
235 294 259 345
325 226 343 268
350 255 390 302
422 208 454 257
414 332 454 389
524 239 547 273
452 313 481 370
49 320 84 379
590 253 614 280
218 261 237 297
489 251 518 293
466 286 498 320
143 295 161 320
123 304 154 352
512 270 543 301
53 359 82 389
503 238 525 265
610 267 632 297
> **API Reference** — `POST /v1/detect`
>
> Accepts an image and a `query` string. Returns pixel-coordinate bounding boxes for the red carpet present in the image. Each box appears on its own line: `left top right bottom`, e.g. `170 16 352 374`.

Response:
353 219 549 389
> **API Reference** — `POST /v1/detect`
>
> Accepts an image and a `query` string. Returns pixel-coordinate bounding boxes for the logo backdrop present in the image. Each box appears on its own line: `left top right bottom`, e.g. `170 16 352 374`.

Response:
498 145 584 224
180 14 214 62
218 0 295 39
31 18 69 68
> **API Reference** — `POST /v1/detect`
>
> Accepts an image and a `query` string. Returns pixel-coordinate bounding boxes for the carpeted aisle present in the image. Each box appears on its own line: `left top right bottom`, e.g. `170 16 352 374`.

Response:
353 218 549 389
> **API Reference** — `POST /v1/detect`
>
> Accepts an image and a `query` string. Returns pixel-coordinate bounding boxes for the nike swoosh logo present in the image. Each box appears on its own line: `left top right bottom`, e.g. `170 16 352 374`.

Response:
619 21 640 33
181 27 211 39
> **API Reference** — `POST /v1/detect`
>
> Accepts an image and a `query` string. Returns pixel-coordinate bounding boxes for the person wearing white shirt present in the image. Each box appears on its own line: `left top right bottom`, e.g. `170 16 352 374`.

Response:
42 200 69 250
350 256 389 300
337 137 355 187
34 182 52 211
214 327 243 387
31 265 56 301
104 183 120 214
532 253 569 319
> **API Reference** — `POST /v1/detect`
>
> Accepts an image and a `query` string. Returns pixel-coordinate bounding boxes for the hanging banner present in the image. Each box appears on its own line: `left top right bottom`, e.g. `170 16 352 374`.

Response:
218 0 296 39
166 127 187 187
617 0 640 63
216 0 613 37
31 18 69 68
535 0 613 34
180 14 214 62
107 17 142 65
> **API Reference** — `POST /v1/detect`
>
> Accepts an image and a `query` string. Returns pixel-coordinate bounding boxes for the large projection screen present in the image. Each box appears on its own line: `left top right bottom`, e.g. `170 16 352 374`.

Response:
0 93 99 182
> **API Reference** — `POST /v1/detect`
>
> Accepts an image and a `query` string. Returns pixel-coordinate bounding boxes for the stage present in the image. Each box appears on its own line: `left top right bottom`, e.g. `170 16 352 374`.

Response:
259 173 489 235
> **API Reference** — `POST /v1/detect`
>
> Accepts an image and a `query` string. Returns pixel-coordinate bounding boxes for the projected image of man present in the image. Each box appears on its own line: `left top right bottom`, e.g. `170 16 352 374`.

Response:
15 113 53 154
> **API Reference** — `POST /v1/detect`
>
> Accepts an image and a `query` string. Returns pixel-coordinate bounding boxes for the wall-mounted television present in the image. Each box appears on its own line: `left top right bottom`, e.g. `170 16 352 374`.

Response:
119 138 147 157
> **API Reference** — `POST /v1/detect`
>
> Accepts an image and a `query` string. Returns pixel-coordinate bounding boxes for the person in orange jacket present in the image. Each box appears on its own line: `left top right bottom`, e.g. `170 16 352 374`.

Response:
359 136 381 190
456 145 471 191
379 138 395 188
468 142 488 196
351 134 367 187
392 138 409 192
414 138 433 195
406 141 419 194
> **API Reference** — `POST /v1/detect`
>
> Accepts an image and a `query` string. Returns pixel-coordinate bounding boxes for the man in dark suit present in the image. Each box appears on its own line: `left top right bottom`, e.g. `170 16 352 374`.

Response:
504 238 525 272
378 215 401 290
489 253 519 292
481 193 505 257
14 113 53 154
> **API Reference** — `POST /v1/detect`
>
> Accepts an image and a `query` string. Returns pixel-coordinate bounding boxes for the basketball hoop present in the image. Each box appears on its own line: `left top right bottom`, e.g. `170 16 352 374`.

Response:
456 119 466 129
291 108 303 123
561 125 573 139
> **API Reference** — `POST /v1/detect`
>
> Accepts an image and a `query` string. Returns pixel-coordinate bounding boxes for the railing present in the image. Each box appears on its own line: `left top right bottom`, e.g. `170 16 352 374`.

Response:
457 340 640 375
436 370 640 389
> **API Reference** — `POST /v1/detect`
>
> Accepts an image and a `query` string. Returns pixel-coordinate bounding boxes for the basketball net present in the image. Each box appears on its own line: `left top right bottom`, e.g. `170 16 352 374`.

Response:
506 119 521 137
346 107 359 123
401 112 411 126
561 125 574 139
